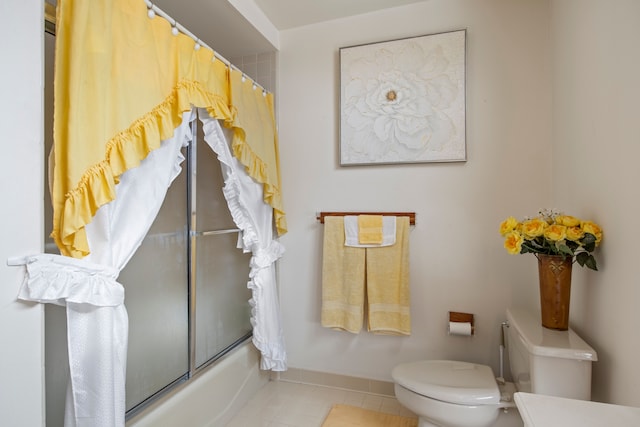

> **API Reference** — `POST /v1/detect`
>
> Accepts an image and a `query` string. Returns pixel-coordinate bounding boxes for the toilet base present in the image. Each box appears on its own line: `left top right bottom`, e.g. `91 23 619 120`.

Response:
492 407 523 427
413 406 522 427
395 384 500 427
417 418 439 427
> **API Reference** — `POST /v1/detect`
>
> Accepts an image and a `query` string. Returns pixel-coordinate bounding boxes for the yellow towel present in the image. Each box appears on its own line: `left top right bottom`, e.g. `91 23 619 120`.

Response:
366 216 411 335
321 217 366 333
358 215 384 244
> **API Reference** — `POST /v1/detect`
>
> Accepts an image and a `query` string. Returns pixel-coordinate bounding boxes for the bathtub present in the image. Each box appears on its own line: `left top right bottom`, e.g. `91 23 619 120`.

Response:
127 340 270 427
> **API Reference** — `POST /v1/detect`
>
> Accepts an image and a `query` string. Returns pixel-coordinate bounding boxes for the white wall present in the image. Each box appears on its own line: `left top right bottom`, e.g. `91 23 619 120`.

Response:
0 0 45 424
6 1 639 424
551 0 640 406
277 0 552 382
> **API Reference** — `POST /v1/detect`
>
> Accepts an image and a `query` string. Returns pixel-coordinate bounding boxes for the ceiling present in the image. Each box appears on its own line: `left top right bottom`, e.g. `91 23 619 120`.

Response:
152 0 274 58
252 0 428 31
152 0 427 59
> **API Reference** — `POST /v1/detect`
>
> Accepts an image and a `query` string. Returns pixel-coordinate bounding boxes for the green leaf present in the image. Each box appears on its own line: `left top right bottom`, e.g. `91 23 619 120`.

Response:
582 233 596 245
521 242 540 254
576 252 598 270
576 252 588 266
527 240 545 250
565 240 579 251
585 256 598 271
556 243 574 256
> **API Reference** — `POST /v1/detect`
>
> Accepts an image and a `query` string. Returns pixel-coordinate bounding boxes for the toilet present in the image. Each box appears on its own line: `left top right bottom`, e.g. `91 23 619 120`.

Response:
392 308 598 427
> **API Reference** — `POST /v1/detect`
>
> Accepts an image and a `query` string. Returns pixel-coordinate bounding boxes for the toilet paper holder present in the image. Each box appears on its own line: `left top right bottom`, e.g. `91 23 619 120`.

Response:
448 311 475 335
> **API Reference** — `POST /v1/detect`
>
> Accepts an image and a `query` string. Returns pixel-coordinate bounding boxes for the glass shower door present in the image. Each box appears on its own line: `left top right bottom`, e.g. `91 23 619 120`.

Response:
193 124 252 368
120 162 190 411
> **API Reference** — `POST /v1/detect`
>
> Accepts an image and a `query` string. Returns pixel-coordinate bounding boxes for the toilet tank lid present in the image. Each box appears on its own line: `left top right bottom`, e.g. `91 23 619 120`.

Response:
507 308 598 361
392 360 500 405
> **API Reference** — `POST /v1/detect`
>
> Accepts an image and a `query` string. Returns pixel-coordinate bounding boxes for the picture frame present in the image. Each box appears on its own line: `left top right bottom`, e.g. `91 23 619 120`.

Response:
339 30 466 166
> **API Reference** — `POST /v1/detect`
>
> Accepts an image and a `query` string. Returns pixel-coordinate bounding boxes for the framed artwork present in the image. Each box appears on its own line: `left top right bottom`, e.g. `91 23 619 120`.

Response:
339 30 466 165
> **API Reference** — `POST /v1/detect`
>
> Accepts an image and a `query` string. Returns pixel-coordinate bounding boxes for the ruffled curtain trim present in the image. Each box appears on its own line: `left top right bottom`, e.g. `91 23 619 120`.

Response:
14 253 123 307
247 240 286 372
228 128 287 237
200 113 286 370
249 241 285 275
52 80 231 259
200 113 259 250
252 340 287 371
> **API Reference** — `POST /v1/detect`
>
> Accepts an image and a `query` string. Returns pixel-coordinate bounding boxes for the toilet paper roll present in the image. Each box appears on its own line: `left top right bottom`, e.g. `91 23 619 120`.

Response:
448 321 473 336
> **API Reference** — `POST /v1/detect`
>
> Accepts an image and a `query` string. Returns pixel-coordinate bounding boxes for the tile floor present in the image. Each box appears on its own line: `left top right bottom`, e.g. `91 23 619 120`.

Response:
225 380 417 427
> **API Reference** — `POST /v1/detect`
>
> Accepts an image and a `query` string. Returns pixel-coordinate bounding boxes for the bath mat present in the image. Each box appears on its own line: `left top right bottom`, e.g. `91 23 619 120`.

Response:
322 404 418 427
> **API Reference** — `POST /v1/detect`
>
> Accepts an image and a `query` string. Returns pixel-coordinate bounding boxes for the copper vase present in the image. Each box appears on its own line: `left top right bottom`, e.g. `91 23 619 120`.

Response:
537 254 573 330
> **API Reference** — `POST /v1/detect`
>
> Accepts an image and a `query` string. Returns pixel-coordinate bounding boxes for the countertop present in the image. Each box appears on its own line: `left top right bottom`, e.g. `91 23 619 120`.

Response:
514 392 640 427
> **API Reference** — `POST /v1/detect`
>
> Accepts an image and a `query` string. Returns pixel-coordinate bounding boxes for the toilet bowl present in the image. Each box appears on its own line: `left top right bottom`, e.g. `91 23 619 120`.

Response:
392 308 598 427
393 360 514 427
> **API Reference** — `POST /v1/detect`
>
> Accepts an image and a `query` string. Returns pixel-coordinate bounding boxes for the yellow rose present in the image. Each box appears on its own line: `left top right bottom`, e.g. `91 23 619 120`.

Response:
566 226 585 242
582 221 603 245
499 216 519 236
504 231 523 254
544 224 567 242
556 215 581 227
521 218 547 238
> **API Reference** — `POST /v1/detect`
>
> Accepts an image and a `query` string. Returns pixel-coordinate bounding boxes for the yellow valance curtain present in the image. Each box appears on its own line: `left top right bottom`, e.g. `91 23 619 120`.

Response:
52 0 286 258
229 72 286 236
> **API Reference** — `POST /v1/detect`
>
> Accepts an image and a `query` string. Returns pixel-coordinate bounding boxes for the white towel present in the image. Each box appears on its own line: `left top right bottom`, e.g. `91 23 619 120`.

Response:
344 216 396 247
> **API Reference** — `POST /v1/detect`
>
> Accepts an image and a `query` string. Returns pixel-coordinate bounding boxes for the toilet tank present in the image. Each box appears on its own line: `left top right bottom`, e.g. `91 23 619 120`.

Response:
506 308 597 401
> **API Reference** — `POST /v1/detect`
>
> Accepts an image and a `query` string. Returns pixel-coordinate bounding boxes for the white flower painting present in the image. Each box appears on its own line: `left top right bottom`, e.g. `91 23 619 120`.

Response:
340 30 466 165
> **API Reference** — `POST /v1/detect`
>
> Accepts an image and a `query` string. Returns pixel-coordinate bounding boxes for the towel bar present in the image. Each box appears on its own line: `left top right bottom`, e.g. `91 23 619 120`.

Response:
317 211 415 225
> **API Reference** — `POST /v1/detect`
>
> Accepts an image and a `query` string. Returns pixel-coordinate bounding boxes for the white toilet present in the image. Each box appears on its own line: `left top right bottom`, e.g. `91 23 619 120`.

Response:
392 308 598 427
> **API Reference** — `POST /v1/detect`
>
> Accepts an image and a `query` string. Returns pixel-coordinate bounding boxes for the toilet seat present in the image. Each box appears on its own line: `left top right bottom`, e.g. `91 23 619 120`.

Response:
392 360 500 405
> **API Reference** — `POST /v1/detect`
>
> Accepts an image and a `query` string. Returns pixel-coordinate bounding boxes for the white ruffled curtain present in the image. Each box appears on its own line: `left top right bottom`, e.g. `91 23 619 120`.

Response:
199 109 286 370
14 109 286 425
15 111 194 426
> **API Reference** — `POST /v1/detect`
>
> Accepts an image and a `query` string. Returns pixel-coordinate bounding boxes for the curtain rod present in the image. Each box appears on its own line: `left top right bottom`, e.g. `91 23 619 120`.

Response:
317 212 416 225
43 1 270 94
143 0 269 94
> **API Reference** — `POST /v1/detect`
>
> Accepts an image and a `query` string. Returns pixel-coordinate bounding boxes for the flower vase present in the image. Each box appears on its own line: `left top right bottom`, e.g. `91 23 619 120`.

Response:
537 254 573 330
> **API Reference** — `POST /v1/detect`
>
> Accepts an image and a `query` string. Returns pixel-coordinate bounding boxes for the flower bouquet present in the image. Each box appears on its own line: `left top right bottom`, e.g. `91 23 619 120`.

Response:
499 209 603 271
